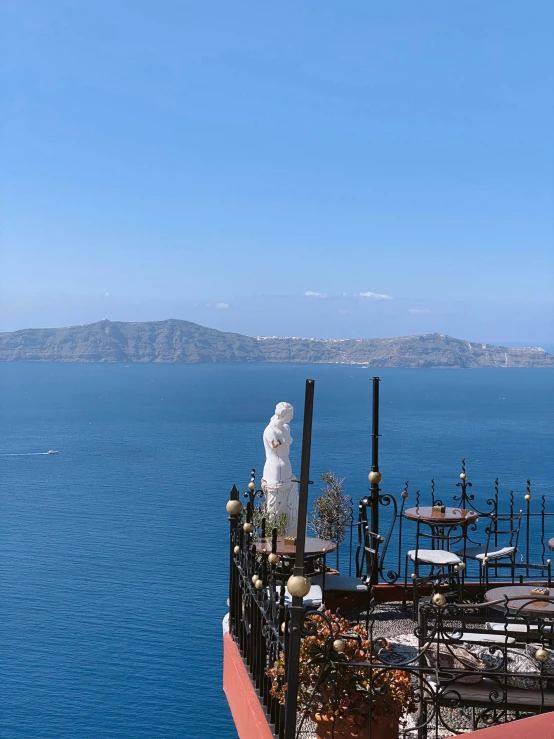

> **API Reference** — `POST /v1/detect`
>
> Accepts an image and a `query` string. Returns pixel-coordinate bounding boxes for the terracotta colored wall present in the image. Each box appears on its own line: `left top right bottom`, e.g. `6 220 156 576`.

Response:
223 631 275 739
465 712 554 738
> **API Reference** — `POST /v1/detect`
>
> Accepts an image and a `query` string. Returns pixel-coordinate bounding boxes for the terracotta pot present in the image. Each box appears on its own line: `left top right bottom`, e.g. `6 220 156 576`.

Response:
313 713 399 739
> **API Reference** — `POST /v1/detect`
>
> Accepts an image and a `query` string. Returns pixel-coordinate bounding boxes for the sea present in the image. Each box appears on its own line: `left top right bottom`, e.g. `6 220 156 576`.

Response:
1 363 553 739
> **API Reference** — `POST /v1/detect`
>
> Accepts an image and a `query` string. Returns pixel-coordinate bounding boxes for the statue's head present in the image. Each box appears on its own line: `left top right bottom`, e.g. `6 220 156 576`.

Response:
274 402 293 424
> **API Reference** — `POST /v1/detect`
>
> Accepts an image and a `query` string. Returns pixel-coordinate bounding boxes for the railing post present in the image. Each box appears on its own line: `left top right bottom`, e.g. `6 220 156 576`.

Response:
284 379 315 739
369 377 381 584
226 484 242 634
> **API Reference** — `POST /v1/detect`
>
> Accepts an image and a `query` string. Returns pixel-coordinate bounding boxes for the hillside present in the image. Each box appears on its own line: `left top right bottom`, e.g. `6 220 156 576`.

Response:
0 319 552 368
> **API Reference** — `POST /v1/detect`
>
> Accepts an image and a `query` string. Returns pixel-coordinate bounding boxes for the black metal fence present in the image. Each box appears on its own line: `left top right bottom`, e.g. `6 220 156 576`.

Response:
228 489 288 737
227 484 554 738
225 377 554 738
362 466 554 591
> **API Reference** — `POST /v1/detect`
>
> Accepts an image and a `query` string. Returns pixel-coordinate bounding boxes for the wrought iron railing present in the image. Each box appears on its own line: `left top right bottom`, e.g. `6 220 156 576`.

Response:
288 594 554 738
228 483 288 738
354 463 554 590
225 376 554 738
227 466 554 737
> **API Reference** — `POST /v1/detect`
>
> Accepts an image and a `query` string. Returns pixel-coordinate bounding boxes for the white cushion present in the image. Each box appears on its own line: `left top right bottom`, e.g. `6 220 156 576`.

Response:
456 545 516 561
408 549 461 566
283 584 323 607
320 575 368 593
487 622 552 635
452 631 515 644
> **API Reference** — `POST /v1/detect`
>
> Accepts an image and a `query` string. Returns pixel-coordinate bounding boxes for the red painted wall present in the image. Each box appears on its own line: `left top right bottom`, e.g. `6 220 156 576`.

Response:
465 712 554 738
223 631 275 739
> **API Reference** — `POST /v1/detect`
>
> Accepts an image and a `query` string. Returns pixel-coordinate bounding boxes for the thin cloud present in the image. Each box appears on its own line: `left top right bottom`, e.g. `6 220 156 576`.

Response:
408 308 431 314
303 290 393 300
214 302 230 310
358 292 394 300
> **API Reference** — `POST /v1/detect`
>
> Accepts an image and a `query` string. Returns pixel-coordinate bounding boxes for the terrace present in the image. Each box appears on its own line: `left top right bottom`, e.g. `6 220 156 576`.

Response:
223 379 554 739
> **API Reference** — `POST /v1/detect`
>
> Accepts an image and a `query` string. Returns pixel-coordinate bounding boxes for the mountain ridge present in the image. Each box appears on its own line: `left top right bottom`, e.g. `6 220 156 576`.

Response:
0 319 552 368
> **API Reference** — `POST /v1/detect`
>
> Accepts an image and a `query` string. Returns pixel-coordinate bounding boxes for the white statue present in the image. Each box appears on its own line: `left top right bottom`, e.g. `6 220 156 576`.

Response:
262 402 299 537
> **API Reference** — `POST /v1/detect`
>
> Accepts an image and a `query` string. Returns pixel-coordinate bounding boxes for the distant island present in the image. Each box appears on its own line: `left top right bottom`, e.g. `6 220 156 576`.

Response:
0 319 552 368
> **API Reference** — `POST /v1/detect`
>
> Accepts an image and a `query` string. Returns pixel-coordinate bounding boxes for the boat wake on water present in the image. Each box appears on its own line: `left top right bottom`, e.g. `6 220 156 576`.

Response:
3 451 59 456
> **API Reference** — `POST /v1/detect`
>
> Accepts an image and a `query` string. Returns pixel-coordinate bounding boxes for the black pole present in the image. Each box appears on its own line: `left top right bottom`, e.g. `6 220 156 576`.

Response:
284 379 315 738
371 377 380 473
370 377 381 583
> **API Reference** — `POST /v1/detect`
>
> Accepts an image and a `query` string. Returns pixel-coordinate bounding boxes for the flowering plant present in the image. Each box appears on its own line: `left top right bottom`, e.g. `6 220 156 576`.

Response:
267 611 415 732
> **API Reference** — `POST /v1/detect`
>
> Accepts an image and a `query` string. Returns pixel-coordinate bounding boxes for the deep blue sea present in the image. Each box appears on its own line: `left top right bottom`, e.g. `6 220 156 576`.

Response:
1 364 553 738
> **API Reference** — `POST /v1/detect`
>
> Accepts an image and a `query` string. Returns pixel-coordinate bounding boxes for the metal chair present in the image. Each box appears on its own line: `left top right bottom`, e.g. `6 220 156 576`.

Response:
404 517 463 619
483 557 552 589
455 512 522 584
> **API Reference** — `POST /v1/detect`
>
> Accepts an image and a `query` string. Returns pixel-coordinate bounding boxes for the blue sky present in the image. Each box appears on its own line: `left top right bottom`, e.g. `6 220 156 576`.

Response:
2 1 553 346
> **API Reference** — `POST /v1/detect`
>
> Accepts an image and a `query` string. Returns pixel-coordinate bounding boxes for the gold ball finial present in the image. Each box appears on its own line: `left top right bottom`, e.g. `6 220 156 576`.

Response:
226 499 243 516
255 579 264 590
368 470 382 485
287 575 311 598
525 494 532 502
248 481 256 491
333 639 346 653
432 593 446 608
411 573 416 580
243 522 253 534
535 648 549 663
281 622 287 634
459 473 467 481
401 490 408 499
252 575 259 585
233 545 240 555
268 552 280 566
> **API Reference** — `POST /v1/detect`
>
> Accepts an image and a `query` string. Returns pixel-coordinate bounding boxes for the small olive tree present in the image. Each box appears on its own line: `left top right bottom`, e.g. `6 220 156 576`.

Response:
309 471 352 569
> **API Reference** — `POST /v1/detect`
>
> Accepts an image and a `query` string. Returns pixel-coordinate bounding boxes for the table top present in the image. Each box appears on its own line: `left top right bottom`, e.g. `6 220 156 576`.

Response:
549 538 554 552
404 506 479 524
485 585 554 614
256 536 337 557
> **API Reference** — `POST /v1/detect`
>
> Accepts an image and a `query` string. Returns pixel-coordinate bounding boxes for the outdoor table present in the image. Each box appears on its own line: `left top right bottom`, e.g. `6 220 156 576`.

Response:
485 585 554 616
256 536 337 592
256 536 336 559
548 538 554 552
404 507 479 525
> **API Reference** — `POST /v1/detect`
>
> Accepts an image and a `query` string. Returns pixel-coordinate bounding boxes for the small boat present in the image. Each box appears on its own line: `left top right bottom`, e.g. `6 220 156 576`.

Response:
47 450 59 455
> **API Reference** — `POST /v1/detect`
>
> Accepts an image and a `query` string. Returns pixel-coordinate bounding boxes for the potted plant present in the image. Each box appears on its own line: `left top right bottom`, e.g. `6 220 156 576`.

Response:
267 610 415 739
310 472 352 570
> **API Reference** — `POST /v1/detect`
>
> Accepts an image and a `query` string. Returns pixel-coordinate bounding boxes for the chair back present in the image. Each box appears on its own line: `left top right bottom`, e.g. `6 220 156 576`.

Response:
485 512 522 556
413 517 463 559
353 520 382 587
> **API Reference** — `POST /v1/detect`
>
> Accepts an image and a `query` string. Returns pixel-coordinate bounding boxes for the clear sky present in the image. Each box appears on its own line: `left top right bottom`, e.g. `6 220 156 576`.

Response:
2 1 553 346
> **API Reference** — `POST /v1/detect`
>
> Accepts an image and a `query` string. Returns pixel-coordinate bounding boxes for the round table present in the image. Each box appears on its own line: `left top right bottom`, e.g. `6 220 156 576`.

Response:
548 538 554 552
404 507 479 525
256 536 336 558
485 585 554 615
